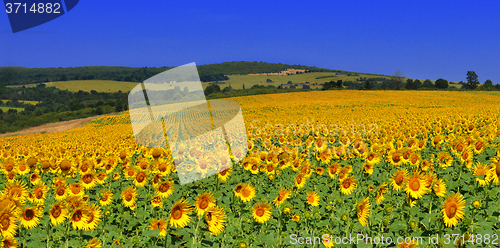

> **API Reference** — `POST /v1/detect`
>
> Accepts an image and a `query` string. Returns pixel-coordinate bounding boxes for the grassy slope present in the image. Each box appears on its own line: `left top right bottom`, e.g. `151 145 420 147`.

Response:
0 106 24 112
51 80 139 92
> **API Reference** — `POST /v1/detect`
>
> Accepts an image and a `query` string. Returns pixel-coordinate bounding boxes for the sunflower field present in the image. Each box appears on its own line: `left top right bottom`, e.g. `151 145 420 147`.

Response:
1 90 500 248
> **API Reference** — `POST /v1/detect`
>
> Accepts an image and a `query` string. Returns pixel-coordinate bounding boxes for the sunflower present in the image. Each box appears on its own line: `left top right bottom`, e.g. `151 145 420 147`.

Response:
215 167 231 182
327 163 340 179
0 204 19 237
387 150 404 167
121 186 138 208
473 139 486 154
441 192 465 228
405 170 428 199
70 207 89 230
489 157 500 184
252 201 272 223
69 183 85 197
340 175 357 195
205 205 227 236
391 168 408 191
98 190 113 206
234 183 245 198
292 215 300 222
3 179 28 202
239 184 256 202
1 236 17 248
95 172 107 185
376 183 388 205
133 171 148 188
169 198 192 228
149 218 167 236
473 162 490 186
20 206 41 229
195 192 216 215
80 172 97 189
155 179 174 199
357 197 371 227
306 191 320 206
363 163 374 175
83 203 101 231
272 188 290 206
433 179 447 197
31 182 48 204
49 201 68 226
17 159 30 175
83 237 102 248
295 173 306 189
54 184 68 201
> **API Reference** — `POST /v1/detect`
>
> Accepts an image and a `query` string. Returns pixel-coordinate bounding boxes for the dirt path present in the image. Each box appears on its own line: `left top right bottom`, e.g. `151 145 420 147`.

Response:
0 113 119 138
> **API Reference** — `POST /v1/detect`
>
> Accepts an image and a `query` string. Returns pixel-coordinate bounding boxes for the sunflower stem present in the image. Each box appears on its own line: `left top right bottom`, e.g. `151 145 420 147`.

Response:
19 223 23 248
46 221 51 248
64 221 70 248
191 215 201 248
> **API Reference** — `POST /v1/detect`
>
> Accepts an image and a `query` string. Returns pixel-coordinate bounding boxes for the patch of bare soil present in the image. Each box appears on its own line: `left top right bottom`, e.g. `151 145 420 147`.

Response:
0 113 118 138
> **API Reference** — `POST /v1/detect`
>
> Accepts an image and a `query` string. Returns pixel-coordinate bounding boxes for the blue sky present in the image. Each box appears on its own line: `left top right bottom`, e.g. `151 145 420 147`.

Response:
1 1 499 83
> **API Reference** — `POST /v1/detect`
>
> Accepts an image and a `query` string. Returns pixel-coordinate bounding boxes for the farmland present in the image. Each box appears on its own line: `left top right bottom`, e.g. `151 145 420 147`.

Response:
0 91 499 247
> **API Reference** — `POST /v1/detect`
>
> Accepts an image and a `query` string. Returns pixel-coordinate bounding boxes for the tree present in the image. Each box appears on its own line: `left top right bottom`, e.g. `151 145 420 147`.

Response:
204 85 221 95
242 84 245 90
435 78 449 89
414 79 422 89
484 79 493 88
464 71 479 89
266 79 273 83
390 69 404 89
405 79 415 89
364 80 372 90
422 79 434 88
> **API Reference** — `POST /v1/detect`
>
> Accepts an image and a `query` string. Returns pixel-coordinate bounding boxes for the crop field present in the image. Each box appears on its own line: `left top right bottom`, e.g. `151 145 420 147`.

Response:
200 72 391 90
51 80 140 93
1 100 40 105
0 91 500 247
0 107 25 112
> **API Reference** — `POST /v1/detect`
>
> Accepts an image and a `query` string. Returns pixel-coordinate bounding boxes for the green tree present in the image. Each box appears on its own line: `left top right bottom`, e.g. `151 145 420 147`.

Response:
422 79 434 88
405 79 414 89
364 80 372 90
484 79 493 88
464 71 479 89
435 78 449 89
204 85 221 95
414 79 422 89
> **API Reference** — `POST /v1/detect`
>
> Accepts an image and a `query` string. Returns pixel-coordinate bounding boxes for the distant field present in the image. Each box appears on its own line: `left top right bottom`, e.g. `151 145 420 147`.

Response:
200 72 391 89
51 80 139 92
1 100 41 105
5 75 463 92
6 82 55 88
0 106 24 112
7 80 139 93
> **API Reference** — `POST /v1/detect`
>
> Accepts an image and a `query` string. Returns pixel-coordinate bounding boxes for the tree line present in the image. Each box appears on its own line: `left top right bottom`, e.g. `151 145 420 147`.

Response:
0 61 346 86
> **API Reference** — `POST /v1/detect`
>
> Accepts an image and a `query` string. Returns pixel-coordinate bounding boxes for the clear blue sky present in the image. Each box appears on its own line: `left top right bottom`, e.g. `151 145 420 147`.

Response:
1 1 499 83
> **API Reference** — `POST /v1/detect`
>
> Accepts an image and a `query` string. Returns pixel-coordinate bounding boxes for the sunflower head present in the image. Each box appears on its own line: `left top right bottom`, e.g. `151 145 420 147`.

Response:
169 198 192 229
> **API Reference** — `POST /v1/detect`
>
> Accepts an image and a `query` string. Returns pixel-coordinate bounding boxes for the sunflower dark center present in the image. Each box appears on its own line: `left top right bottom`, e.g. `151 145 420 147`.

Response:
73 210 82 221
1 214 10 228
52 207 61 218
447 203 457 218
410 179 420 191
83 174 93 184
125 193 133 201
241 188 251 198
24 209 34 220
199 199 209 209
172 207 182 220
256 208 264 217
342 180 351 189
395 174 404 185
